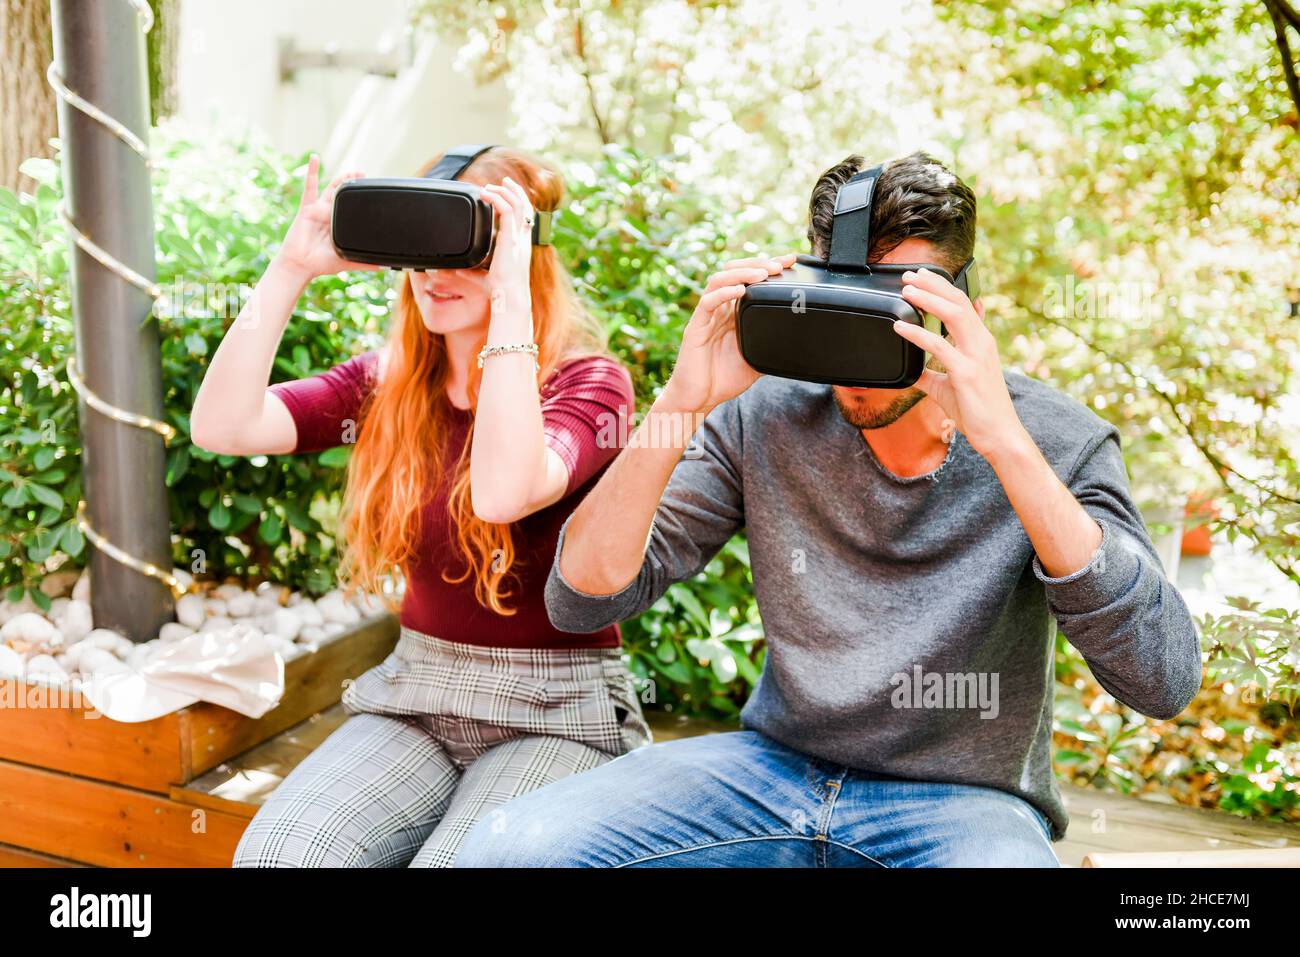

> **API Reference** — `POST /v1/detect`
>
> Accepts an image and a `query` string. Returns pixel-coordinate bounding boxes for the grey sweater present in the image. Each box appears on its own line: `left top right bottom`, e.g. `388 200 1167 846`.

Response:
545 372 1202 838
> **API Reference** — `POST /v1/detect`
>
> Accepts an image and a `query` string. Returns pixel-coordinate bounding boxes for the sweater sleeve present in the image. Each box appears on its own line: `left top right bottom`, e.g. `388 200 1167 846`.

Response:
267 351 377 453
545 397 746 633
541 356 636 498
1033 430 1203 719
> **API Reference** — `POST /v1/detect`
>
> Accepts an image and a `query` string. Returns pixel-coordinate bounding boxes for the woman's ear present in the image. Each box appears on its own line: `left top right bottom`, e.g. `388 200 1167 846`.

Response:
973 296 985 321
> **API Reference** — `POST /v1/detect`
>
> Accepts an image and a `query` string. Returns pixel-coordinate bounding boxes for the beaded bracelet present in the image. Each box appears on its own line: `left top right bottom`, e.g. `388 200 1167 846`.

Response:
477 341 540 371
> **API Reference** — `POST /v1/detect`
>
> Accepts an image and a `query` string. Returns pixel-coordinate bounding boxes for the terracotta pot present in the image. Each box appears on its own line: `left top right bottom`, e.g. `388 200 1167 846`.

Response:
1181 494 1218 557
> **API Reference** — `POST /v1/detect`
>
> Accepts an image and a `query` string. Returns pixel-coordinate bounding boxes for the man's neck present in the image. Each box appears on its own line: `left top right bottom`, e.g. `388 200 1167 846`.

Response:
861 397 952 478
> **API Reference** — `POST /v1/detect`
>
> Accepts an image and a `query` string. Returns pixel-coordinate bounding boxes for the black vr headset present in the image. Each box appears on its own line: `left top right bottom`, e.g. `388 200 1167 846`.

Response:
737 163 979 389
330 144 554 271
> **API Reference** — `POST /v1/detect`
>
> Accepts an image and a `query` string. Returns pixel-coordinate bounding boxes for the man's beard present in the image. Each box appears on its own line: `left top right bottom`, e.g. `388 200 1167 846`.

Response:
834 387 926 430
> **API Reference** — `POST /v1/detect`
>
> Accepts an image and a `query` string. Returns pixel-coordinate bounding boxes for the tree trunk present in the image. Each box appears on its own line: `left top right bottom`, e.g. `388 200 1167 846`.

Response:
1 0 180 193
0 0 58 193
146 0 180 123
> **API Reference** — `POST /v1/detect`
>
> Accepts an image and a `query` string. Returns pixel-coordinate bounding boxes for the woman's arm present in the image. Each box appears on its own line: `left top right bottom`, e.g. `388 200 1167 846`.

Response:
190 258 307 455
469 177 570 523
190 155 371 456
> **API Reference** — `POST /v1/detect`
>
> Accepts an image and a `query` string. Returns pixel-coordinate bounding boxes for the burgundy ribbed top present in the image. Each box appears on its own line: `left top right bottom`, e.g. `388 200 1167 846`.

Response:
269 351 631 649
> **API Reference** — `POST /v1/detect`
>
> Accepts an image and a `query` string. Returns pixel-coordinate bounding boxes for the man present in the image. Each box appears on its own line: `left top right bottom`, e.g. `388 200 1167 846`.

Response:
455 152 1201 867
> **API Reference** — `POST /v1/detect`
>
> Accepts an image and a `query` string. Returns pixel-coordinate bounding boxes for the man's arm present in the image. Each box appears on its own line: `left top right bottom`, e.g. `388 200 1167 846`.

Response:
547 398 745 633
895 267 1201 719
1024 431 1201 718
547 253 795 632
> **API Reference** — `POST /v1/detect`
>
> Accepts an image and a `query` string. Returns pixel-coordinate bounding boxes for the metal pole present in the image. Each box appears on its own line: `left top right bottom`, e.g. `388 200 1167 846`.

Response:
51 0 172 641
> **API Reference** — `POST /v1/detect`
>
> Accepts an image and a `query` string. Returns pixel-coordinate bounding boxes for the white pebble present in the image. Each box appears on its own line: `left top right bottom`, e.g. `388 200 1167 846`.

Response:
60 599 94 643
0 645 25 678
294 602 324 627
72 572 91 604
214 583 244 601
253 594 282 616
27 654 70 681
175 593 206 629
205 598 229 618
322 621 346 638
62 639 90 671
85 628 125 651
270 608 302 641
225 592 256 618
200 616 233 633
0 594 40 626
299 625 325 644
1 612 57 645
317 590 360 625
158 622 194 643
77 647 131 676
48 597 71 623
126 644 156 669
353 592 386 618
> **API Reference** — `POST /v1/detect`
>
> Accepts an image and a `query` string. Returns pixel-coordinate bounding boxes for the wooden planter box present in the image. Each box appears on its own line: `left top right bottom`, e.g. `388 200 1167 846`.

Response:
0 614 397 867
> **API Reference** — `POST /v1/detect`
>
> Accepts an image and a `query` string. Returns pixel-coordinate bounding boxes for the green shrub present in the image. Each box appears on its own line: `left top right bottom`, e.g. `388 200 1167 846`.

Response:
0 133 391 606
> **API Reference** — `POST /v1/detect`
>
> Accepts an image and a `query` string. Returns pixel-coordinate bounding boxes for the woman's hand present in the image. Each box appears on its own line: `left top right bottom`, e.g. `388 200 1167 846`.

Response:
892 267 1028 461
277 154 378 280
659 254 797 414
479 177 536 333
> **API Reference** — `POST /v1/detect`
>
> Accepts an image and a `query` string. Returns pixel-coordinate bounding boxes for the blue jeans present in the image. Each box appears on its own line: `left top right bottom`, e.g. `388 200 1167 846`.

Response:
455 731 1059 867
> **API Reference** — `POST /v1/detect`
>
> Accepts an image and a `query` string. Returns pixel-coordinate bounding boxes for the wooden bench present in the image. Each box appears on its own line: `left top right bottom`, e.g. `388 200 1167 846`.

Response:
0 617 398 868
98 703 1300 868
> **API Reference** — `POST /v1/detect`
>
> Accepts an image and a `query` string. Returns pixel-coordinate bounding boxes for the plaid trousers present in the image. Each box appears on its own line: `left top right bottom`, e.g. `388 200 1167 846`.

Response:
232 627 650 868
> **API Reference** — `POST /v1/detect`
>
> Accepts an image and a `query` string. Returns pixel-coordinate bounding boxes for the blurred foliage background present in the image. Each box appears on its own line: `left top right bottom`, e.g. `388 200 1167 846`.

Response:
2 0 1298 821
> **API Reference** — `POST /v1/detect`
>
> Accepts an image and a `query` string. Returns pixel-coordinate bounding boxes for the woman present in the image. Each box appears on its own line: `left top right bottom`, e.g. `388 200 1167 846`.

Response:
192 146 650 867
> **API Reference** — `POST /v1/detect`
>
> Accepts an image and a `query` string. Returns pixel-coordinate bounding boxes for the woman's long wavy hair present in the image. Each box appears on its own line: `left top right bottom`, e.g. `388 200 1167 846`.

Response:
339 147 606 615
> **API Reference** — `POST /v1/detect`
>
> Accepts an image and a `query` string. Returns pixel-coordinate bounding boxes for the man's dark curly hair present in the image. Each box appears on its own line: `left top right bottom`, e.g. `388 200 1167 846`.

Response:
806 151 976 276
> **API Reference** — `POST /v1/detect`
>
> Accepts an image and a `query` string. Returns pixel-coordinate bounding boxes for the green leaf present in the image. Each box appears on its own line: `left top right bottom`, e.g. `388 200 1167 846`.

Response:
669 585 709 631
166 445 190 486
27 483 64 510
208 501 231 530
318 446 352 468
59 521 85 558
258 511 283 545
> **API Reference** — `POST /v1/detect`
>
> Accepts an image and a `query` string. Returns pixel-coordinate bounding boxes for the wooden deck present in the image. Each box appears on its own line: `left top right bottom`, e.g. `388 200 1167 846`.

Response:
148 705 1300 867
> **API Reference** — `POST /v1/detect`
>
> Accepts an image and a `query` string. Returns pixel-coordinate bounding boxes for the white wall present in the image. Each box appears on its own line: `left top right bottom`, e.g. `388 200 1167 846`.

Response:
174 0 511 175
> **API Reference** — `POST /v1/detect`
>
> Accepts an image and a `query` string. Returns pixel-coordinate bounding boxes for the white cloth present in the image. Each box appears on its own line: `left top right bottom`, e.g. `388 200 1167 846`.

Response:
78 630 285 722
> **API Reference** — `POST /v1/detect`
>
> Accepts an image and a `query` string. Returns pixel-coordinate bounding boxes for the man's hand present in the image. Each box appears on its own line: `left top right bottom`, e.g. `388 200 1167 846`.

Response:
659 254 797 414
894 267 1104 577
892 267 1028 461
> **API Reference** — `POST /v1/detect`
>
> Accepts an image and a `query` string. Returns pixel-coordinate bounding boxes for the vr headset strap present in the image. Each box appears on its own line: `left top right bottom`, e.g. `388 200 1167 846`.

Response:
954 258 980 301
827 163 883 270
425 144 553 246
